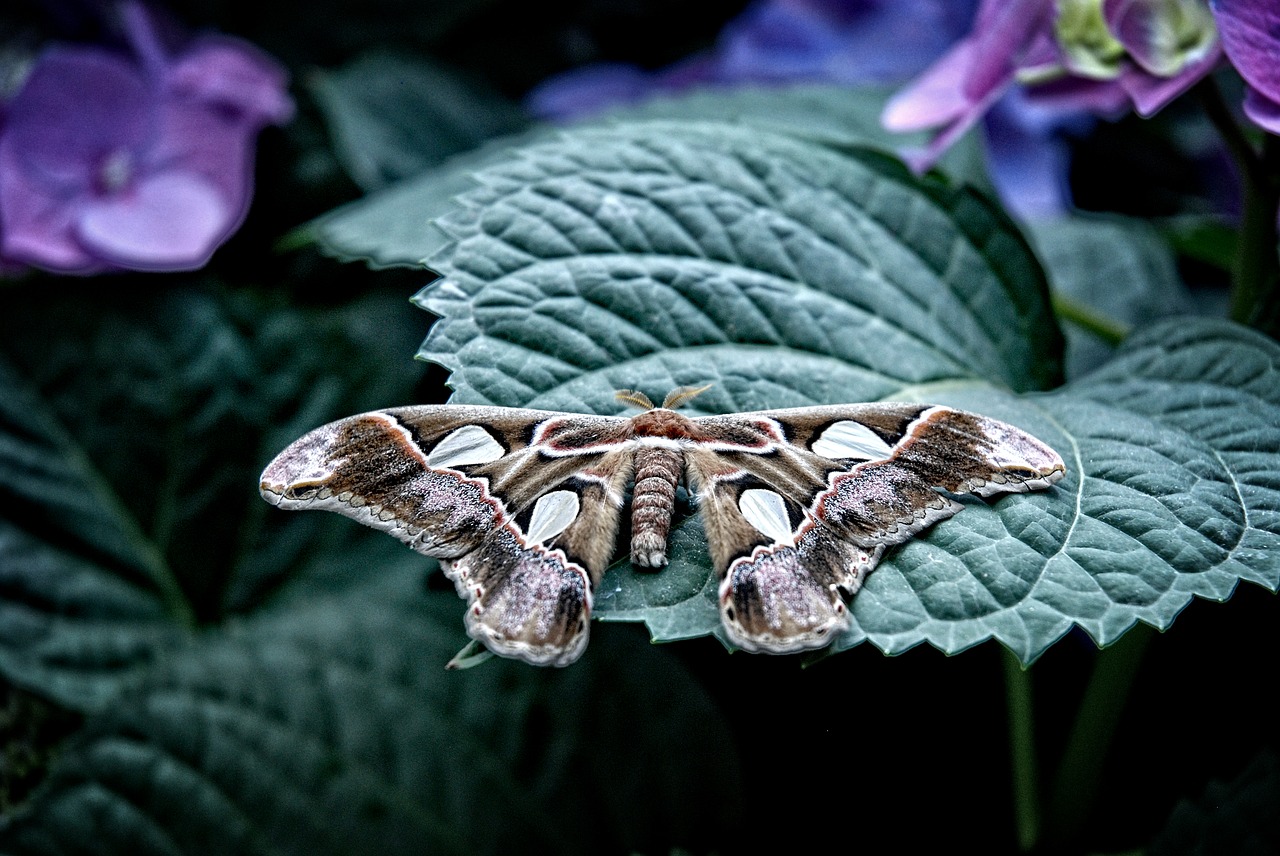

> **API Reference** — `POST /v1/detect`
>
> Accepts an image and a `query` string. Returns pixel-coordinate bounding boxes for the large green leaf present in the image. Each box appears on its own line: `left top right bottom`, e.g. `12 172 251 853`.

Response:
305 84 987 270
418 121 1062 401
827 319 1280 660
401 120 1279 663
0 287 430 711
0 569 741 855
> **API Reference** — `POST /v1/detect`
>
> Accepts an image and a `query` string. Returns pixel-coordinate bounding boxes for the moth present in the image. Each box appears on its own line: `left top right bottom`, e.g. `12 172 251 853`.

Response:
259 387 1065 666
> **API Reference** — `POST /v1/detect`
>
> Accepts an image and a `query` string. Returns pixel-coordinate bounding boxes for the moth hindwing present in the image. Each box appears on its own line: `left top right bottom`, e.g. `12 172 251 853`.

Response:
260 398 1065 665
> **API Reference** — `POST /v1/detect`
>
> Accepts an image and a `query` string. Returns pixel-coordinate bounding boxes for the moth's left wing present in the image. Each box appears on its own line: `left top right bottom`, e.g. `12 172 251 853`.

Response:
259 406 634 666
688 404 1066 654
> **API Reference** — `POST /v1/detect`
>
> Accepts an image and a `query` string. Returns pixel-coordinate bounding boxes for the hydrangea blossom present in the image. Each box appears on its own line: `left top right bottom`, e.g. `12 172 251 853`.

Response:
527 0 979 120
882 0 1280 171
0 2 293 274
527 0 1084 217
1212 0 1280 133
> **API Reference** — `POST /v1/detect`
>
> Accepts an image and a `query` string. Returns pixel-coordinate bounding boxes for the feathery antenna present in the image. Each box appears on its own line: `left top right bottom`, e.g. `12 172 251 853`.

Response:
614 389 656 410
661 384 712 409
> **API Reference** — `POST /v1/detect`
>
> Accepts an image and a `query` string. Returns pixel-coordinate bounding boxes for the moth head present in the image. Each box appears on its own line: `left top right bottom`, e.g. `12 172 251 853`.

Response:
614 384 712 412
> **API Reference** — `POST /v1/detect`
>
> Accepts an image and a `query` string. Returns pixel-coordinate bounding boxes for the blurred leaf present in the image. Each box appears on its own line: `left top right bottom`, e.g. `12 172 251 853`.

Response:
0 286 430 711
303 125 554 269
1027 215 1196 378
401 120 1279 662
0 570 741 855
1159 214 1238 273
309 51 529 192
305 84 989 270
0 352 185 712
1149 750 1280 855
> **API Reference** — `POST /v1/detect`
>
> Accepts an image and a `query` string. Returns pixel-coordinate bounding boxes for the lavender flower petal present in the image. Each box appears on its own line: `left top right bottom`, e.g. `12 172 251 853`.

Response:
77 171 226 269
882 0 1054 170
0 1 292 274
1118 40 1221 115
1212 0 1280 133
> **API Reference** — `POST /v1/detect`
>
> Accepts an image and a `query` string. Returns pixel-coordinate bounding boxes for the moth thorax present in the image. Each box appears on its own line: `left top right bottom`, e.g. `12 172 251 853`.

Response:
630 445 683 568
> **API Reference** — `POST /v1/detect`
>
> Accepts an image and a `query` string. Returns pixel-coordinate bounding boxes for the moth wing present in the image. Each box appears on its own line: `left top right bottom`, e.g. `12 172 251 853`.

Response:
259 405 634 666
689 405 1065 654
682 439 854 656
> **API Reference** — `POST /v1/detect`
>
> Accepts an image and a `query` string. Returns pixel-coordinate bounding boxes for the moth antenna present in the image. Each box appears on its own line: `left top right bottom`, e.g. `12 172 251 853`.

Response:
615 389 656 410
662 384 713 410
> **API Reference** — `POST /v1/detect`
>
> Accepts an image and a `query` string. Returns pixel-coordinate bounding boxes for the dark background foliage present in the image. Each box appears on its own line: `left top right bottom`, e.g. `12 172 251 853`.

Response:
1 1 1278 854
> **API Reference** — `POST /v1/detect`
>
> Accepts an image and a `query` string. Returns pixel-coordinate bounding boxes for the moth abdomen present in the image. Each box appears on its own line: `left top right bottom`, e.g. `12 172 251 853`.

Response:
630 444 683 567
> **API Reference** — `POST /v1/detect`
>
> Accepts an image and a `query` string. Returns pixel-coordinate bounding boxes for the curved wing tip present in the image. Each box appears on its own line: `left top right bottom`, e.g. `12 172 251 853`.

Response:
722 613 850 655
259 478 286 503
469 631 589 668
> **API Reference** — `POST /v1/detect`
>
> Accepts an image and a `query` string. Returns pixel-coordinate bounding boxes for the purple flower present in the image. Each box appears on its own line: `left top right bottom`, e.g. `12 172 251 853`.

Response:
880 0 1055 171
884 0 1231 172
527 0 1106 217
0 2 293 274
1212 0 1280 133
527 0 978 121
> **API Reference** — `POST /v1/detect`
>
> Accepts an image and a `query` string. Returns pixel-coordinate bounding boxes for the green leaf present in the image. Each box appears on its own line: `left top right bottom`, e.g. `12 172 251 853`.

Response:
0 287 430 711
1027 215 1195 378
417 121 1063 404
305 84 989 270
309 51 528 192
408 120 1280 662
1160 214 1238 273
0 352 186 710
305 128 552 269
0 570 741 855
830 321 1280 660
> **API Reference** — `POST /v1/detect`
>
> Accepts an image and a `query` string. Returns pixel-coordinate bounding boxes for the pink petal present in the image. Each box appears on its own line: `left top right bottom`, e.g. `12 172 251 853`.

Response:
76 171 229 270
882 38 983 131
168 39 294 125
966 0 1056 98
0 191 98 272
1242 84 1280 134
4 47 152 183
1024 76 1133 115
882 0 1054 170
1119 41 1221 115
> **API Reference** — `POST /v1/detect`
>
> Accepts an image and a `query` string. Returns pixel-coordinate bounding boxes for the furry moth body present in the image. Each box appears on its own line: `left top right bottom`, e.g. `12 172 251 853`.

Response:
260 393 1065 666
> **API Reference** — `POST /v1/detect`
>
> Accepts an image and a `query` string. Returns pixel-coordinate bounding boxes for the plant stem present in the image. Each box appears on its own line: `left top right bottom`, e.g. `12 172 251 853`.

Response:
1196 79 1280 326
1231 135 1280 327
1050 292 1130 346
1042 624 1155 846
1004 649 1040 851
